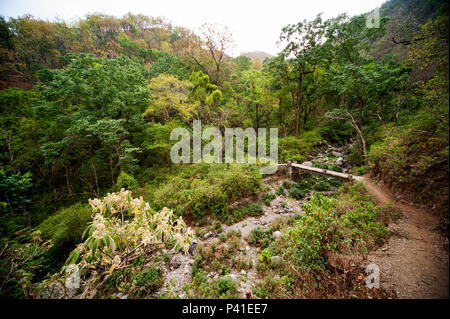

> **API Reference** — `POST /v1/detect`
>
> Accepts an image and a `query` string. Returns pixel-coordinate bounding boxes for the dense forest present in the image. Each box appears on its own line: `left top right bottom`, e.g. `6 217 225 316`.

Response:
0 0 448 299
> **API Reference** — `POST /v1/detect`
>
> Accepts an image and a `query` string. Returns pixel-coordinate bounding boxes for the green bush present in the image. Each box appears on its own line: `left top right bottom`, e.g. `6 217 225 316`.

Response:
349 165 371 175
288 186 305 199
287 183 394 271
132 267 164 296
262 192 275 206
276 186 285 196
38 203 92 269
229 202 263 224
152 164 261 220
314 180 331 191
216 276 238 297
116 171 139 191
278 130 323 163
248 227 274 248
39 203 91 251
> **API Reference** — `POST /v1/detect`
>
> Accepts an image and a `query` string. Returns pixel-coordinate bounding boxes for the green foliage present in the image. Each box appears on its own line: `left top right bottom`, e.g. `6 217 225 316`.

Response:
262 192 275 206
278 130 323 163
116 171 139 191
0 230 52 298
152 164 261 220
288 186 306 199
314 180 331 191
349 165 371 175
248 227 274 248
287 182 393 271
38 203 91 260
228 202 264 224
276 185 285 196
132 267 164 296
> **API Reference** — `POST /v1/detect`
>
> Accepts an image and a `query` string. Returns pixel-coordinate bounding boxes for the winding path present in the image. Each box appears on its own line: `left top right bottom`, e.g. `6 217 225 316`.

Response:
361 176 449 299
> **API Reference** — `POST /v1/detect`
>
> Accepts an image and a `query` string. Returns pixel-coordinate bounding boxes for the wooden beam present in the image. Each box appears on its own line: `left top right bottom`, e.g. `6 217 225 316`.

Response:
278 163 358 181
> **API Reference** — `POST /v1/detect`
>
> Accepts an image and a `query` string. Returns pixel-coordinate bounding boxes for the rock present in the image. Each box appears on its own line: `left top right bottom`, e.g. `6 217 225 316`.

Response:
270 256 282 266
188 242 198 256
273 231 282 238
260 220 268 226
301 161 313 167
227 274 238 281
171 255 182 269
336 157 344 165
240 269 247 275
332 150 342 157
120 294 128 299
204 231 217 240
116 292 123 298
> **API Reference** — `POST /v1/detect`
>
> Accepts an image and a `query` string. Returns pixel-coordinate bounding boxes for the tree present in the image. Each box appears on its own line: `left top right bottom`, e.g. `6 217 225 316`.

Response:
277 14 325 138
144 74 195 122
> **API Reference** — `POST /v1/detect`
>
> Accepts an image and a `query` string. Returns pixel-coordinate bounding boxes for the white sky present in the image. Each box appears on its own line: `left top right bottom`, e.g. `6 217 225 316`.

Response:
0 0 386 56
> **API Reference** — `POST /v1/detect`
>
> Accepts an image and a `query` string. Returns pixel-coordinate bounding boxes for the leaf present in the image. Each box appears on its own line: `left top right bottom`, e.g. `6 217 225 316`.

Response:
109 264 115 275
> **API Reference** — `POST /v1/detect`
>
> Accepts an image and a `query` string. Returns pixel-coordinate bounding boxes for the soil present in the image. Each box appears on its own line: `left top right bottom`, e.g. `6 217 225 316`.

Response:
360 175 449 299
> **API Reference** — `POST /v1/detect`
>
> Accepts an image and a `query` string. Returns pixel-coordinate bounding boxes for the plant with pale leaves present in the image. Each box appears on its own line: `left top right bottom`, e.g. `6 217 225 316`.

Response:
43 189 195 298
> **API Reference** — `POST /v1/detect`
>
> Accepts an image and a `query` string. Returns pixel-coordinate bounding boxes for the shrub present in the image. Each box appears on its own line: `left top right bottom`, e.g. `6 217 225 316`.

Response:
248 227 274 248
38 203 92 266
132 267 164 296
216 276 238 297
278 129 323 163
288 186 305 199
262 192 275 206
229 202 263 224
116 171 139 191
276 186 285 196
349 165 371 175
43 189 194 299
314 181 331 191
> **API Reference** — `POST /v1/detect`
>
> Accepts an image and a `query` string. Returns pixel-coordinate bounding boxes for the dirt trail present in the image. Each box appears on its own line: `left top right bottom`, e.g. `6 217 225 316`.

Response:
360 175 449 299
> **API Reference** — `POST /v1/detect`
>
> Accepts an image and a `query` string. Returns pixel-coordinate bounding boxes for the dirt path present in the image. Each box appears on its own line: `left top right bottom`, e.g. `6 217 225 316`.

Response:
360 175 449 299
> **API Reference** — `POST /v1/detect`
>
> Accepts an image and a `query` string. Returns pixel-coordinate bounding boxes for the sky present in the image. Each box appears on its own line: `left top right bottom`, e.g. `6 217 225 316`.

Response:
0 0 386 56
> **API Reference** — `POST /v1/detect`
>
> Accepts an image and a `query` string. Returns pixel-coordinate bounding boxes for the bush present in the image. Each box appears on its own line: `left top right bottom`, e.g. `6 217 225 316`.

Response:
286 182 394 271
288 186 305 199
132 267 164 296
276 186 285 196
116 171 139 191
248 227 274 248
314 181 331 191
349 165 370 175
216 276 238 297
152 164 261 220
278 130 323 163
262 192 275 206
229 202 263 224
38 203 92 267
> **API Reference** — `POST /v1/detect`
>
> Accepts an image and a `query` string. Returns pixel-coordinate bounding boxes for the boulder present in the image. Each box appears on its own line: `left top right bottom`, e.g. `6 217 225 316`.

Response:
270 256 282 266
273 231 282 238
170 255 182 269
336 157 344 165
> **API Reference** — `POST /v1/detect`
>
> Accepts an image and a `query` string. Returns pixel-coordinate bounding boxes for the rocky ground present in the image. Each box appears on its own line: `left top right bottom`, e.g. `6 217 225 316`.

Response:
156 141 355 298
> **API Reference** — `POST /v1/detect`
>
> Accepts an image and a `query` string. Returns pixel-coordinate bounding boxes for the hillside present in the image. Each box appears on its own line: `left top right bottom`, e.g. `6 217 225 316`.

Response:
0 0 448 300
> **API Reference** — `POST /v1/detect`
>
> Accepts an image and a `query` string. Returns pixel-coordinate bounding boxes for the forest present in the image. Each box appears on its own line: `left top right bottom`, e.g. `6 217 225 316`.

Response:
0 0 448 299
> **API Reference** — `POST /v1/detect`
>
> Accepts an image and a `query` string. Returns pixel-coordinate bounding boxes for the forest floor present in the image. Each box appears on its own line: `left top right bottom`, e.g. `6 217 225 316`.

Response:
361 175 449 299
